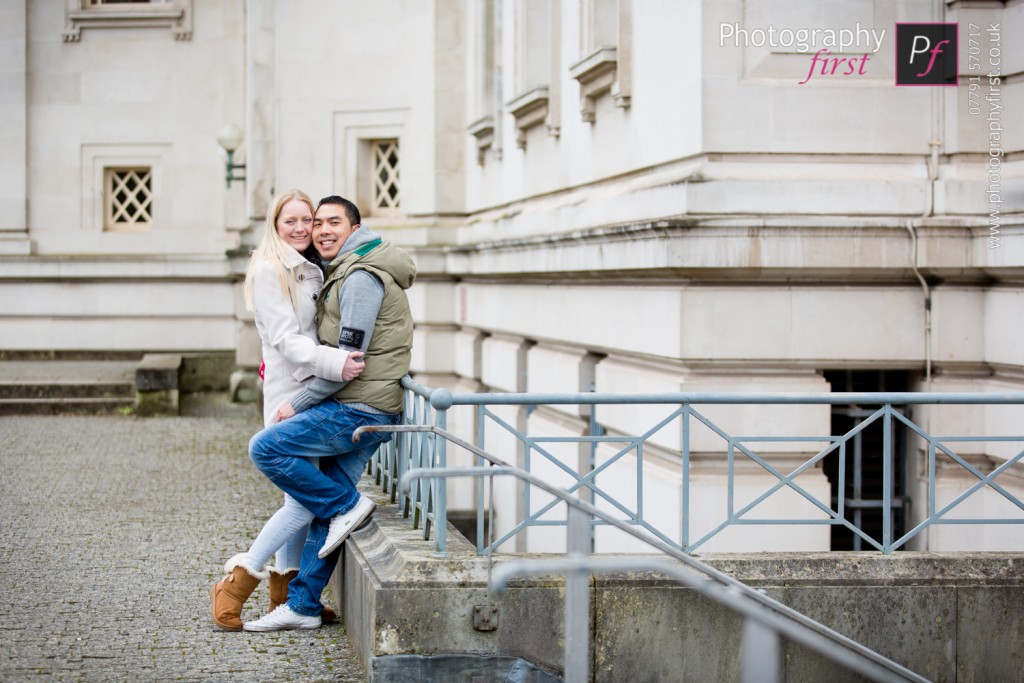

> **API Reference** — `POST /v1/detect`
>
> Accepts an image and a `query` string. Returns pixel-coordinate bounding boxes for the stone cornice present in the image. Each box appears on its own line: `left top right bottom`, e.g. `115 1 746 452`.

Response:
63 0 192 42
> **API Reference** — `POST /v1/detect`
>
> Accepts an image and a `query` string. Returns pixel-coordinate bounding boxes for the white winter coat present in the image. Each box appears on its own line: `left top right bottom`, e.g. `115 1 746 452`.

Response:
251 248 349 426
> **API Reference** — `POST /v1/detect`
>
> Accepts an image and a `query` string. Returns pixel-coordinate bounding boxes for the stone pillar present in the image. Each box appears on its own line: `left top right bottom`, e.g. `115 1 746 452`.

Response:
906 372 1024 552
481 334 533 551
231 0 277 378
592 357 833 553
0 0 31 255
246 0 276 220
523 344 601 553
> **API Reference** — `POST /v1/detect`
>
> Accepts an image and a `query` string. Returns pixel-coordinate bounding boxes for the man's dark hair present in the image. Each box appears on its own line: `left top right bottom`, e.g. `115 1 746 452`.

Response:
316 195 361 227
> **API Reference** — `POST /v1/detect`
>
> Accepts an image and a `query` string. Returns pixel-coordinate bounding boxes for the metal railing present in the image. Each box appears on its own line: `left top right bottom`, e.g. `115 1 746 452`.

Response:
367 377 1024 557
358 423 930 683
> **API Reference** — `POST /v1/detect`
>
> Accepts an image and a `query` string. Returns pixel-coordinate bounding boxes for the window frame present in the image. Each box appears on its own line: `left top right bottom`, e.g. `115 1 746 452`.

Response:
81 144 169 234
63 0 193 42
332 112 409 221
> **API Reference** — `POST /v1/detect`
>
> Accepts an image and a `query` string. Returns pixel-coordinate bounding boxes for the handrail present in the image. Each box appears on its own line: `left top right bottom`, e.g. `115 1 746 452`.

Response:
385 378 1024 556
359 423 929 683
399 381 1024 407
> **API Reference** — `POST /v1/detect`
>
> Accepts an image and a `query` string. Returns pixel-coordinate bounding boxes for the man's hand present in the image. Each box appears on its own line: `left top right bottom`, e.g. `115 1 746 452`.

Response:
343 351 365 381
273 402 296 424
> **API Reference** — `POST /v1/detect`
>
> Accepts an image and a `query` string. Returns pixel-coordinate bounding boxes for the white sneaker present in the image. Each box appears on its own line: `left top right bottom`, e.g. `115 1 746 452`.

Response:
319 496 376 559
243 604 321 632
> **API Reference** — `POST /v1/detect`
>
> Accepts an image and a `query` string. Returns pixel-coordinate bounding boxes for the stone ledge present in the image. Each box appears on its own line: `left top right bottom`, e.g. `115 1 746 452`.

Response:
334 487 1024 681
334 489 568 677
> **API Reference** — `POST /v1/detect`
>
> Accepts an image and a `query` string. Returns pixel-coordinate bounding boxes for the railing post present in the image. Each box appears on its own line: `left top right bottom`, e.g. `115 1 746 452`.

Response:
430 388 453 557
682 403 690 551
741 617 780 683
853 418 863 551
587 404 599 551
477 404 487 552
565 504 591 683
883 404 892 553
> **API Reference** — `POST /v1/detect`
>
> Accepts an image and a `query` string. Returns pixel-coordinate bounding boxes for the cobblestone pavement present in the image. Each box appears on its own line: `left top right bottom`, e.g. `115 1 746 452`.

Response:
0 414 366 682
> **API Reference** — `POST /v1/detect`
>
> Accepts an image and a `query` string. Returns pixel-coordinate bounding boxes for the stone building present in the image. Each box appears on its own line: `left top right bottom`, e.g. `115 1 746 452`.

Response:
1 0 1020 553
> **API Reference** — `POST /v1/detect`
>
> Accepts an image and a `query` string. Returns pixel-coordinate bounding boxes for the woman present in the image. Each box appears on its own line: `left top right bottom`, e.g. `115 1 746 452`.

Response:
210 189 365 631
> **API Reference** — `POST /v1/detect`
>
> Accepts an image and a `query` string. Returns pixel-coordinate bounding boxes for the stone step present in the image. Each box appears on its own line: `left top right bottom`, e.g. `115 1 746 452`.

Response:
0 360 138 415
0 397 135 416
0 380 134 401
0 356 251 417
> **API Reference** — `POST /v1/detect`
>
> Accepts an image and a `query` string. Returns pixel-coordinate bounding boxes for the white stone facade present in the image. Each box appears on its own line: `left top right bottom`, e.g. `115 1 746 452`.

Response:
2 0 1021 552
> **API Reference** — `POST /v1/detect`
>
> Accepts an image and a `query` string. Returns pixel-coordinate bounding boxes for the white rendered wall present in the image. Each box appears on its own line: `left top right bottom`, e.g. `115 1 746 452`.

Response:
25 0 245 256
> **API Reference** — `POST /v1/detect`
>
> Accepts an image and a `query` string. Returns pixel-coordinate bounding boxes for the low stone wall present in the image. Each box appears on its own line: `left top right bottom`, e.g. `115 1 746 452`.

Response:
135 352 242 416
134 353 181 416
332 493 1024 682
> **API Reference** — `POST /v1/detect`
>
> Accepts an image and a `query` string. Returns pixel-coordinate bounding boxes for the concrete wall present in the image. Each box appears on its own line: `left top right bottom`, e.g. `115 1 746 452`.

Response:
336 502 1024 682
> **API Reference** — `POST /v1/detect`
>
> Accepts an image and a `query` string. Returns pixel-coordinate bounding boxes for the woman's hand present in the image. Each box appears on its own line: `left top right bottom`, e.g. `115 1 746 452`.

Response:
273 402 297 424
343 351 365 381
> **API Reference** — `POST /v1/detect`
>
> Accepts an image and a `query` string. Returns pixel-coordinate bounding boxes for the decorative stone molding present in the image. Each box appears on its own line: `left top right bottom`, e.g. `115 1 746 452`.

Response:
80 144 170 234
63 0 193 42
331 109 409 218
569 47 626 122
468 116 495 164
506 86 550 150
0 235 33 256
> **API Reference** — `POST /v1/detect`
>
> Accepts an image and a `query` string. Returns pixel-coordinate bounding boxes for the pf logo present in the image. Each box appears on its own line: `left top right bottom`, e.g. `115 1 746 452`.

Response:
895 23 958 86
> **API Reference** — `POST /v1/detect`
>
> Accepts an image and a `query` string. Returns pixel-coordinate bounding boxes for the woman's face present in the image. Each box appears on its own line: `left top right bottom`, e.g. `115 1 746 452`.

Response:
275 199 314 252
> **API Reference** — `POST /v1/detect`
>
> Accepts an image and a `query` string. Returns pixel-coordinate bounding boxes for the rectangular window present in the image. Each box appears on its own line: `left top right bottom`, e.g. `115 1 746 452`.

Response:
569 0 631 120
517 0 551 92
371 140 400 214
105 167 153 231
582 0 618 52
506 0 560 148
468 0 500 164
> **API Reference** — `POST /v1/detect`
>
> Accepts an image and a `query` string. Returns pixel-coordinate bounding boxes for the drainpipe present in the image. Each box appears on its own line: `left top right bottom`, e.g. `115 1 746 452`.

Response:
904 0 944 554
905 136 938 388
904 0 944 390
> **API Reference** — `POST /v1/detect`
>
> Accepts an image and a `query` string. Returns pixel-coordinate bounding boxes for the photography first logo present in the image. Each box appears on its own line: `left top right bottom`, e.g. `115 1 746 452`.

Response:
895 23 958 86
719 23 886 85
720 22 962 88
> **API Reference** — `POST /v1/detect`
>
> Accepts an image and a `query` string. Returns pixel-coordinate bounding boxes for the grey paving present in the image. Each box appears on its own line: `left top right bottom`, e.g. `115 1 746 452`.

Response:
0 414 366 682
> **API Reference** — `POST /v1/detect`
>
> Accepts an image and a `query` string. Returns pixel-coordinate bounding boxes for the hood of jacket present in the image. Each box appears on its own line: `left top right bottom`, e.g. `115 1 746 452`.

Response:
327 224 416 289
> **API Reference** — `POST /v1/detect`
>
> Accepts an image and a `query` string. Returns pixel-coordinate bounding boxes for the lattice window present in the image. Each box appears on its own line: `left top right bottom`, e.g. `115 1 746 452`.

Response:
105 167 153 231
371 140 400 213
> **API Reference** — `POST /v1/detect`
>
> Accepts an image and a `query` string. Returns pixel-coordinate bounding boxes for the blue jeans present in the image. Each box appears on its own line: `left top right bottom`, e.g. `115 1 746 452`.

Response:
248 400 400 615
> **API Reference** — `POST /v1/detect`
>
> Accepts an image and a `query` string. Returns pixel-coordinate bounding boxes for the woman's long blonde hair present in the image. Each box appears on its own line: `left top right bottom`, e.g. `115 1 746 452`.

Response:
243 189 316 312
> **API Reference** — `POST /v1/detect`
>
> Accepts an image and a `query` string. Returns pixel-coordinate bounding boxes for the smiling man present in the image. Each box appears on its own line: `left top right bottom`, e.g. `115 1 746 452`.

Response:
244 195 416 632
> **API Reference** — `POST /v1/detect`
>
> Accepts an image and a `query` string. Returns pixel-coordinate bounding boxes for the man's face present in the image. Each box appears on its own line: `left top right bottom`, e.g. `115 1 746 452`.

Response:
312 204 358 261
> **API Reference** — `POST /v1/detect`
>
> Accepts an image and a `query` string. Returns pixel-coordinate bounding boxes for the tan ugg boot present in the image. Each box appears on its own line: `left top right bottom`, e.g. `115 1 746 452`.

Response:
210 554 268 631
268 567 337 624
268 568 297 613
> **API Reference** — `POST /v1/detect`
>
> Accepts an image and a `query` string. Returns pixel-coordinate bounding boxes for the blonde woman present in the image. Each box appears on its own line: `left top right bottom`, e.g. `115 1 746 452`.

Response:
210 189 365 630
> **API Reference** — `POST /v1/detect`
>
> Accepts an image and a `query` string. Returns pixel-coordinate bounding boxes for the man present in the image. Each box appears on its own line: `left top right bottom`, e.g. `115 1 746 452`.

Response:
244 195 416 631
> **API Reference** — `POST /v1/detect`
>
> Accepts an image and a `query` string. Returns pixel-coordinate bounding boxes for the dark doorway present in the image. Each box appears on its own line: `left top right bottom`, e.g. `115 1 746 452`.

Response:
822 370 912 550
